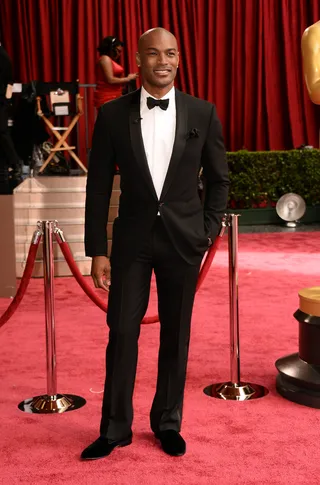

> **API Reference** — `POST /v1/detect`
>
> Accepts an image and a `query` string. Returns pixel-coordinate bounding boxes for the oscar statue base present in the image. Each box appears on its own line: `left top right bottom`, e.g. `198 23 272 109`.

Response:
276 374 320 409
18 393 86 413
275 352 320 408
204 381 268 401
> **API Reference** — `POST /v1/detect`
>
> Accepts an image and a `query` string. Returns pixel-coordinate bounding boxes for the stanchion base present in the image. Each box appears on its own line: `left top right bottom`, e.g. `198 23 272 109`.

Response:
204 381 269 401
18 393 86 414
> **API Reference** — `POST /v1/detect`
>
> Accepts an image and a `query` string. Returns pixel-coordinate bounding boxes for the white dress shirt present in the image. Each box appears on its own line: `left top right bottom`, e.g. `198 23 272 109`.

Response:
140 86 176 200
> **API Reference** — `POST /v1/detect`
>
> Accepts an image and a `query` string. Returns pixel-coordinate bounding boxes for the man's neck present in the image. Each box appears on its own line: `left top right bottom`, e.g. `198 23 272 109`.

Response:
142 82 174 99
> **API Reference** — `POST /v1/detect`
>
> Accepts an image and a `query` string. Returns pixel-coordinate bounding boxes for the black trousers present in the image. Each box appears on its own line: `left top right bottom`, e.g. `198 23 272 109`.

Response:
0 101 19 168
100 217 202 441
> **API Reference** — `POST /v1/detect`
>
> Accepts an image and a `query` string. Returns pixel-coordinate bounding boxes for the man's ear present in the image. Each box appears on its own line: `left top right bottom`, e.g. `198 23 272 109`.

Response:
136 51 141 67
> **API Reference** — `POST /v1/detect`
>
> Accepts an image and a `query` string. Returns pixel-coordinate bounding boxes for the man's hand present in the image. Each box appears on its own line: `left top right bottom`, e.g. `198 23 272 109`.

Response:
5 84 13 100
91 256 111 292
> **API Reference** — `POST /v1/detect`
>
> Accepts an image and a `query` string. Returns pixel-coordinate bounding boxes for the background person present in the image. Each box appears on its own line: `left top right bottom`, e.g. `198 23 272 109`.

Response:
94 36 138 109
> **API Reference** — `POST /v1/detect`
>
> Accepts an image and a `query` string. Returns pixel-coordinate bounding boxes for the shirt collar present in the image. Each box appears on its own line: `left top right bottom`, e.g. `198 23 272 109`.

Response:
141 85 175 103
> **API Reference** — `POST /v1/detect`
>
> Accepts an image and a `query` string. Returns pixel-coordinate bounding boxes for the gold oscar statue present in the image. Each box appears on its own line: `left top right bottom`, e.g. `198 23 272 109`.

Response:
301 20 320 105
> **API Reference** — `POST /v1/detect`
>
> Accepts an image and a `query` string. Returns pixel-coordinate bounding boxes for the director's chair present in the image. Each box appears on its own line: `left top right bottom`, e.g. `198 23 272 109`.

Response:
36 81 87 174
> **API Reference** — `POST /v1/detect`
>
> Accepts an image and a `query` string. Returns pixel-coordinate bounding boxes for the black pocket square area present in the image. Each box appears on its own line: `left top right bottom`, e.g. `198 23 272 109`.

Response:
187 128 200 140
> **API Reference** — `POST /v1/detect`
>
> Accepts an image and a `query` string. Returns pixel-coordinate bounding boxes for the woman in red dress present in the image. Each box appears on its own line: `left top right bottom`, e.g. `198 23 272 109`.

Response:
94 36 138 109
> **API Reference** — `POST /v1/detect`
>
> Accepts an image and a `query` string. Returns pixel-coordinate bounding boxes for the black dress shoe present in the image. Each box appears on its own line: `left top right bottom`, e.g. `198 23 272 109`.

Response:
81 435 132 460
155 430 186 457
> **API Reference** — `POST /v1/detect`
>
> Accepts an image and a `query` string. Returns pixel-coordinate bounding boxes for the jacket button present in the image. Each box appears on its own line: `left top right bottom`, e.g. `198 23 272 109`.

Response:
159 202 164 208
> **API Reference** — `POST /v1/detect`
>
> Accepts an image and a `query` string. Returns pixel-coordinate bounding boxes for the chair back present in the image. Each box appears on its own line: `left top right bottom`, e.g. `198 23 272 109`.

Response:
36 81 79 116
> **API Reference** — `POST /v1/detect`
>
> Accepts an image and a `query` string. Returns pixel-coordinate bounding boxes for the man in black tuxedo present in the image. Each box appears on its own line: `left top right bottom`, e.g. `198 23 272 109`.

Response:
82 27 229 460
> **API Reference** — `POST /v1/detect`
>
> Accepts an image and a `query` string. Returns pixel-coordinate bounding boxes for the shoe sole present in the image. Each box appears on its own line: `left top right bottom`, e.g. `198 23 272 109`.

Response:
167 450 186 457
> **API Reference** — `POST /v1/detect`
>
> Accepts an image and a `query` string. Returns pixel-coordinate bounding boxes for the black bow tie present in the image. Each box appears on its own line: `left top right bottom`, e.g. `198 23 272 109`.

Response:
147 97 169 111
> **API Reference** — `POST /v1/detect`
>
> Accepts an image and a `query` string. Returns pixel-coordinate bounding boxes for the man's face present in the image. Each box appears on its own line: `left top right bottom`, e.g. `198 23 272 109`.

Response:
137 31 179 90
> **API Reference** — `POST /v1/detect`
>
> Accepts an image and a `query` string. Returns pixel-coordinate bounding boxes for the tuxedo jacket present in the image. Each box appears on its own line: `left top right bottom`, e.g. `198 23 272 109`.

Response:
85 88 229 267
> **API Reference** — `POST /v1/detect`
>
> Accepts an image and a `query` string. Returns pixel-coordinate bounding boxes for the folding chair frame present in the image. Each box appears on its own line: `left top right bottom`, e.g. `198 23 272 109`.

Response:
36 92 87 174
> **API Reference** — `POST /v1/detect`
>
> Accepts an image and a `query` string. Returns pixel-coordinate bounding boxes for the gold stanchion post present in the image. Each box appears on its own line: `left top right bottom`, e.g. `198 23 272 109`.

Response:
204 213 269 400
18 220 86 413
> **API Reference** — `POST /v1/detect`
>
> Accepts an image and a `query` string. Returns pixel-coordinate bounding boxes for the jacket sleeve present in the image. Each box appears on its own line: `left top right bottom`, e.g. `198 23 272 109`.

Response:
201 105 229 241
84 105 115 257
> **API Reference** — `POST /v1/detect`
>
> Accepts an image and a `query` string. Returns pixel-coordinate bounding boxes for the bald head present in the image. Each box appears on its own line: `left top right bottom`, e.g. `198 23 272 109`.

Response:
138 28 178 52
136 28 179 97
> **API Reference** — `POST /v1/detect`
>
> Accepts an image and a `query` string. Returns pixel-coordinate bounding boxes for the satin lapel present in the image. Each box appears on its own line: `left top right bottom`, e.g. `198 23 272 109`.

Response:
160 90 187 200
129 89 158 200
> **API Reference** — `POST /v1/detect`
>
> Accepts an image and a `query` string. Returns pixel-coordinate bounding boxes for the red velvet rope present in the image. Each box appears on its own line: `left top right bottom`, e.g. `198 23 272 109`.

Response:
0 234 41 329
196 235 221 291
0 226 223 330
57 239 109 314
55 232 223 325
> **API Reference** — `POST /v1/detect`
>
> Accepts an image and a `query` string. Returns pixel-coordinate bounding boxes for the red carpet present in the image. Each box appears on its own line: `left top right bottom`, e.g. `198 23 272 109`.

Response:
1 232 320 485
